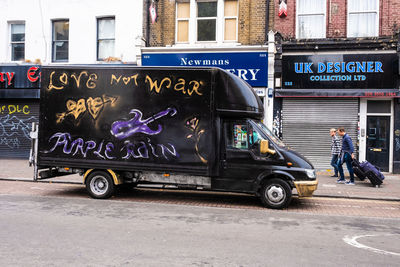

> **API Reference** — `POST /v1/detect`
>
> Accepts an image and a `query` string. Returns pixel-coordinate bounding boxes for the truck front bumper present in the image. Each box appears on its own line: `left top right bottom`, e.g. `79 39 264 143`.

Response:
294 180 318 197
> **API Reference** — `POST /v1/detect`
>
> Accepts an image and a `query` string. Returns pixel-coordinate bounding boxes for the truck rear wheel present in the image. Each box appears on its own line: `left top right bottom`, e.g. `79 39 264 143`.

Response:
85 171 115 199
260 178 292 209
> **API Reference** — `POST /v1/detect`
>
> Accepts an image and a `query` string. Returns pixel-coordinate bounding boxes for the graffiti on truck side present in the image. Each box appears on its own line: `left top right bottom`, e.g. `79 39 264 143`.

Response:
44 132 179 161
47 70 206 97
48 71 98 91
110 107 177 139
185 116 208 164
56 95 118 123
145 75 203 96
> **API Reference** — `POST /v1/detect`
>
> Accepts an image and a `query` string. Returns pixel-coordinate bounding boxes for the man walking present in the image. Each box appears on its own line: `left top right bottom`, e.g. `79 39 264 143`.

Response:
330 128 340 177
337 127 355 185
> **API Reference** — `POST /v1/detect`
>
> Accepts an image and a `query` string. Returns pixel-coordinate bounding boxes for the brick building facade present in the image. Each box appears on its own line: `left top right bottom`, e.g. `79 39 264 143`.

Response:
273 0 400 39
271 0 400 174
143 0 272 47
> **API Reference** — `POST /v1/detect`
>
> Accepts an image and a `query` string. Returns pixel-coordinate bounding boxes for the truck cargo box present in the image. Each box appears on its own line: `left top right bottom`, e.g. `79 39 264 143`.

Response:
38 66 262 176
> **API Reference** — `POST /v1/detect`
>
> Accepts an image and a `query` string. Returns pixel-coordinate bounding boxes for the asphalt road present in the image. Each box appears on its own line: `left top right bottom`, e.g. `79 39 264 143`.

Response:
0 191 399 266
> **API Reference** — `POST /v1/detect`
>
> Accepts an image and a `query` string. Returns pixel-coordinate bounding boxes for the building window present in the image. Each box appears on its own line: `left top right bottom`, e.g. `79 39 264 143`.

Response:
97 17 115 60
224 0 238 41
296 0 326 39
176 2 190 43
348 0 378 37
175 0 238 44
197 1 217 41
52 20 69 62
10 23 25 61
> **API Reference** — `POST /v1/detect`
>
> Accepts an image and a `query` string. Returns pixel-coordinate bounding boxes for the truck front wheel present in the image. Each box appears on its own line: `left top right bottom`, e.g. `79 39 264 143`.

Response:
260 178 292 209
85 171 115 199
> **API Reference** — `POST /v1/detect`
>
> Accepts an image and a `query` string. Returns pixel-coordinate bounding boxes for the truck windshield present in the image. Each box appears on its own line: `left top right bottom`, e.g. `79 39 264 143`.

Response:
252 120 286 148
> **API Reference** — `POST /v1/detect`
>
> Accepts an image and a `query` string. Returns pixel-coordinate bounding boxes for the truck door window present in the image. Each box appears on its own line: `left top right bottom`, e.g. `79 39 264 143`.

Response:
225 122 248 150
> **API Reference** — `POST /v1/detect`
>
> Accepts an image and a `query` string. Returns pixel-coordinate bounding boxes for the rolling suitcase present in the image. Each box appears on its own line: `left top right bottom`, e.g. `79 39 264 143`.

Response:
351 159 366 181
359 161 384 187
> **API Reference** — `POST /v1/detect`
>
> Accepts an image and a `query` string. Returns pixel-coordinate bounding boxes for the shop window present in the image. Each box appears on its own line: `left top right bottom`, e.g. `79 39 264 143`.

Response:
10 23 25 61
296 0 326 39
348 0 378 37
224 0 238 41
367 100 391 114
197 1 217 41
52 20 69 62
97 17 115 60
176 2 190 43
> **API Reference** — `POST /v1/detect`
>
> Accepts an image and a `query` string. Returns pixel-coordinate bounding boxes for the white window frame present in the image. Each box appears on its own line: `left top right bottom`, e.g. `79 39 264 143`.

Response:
347 0 379 38
175 0 239 45
9 21 25 62
295 0 327 39
223 0 239 42
196 0 218 43
52 19 69 62
97 16 116 61
175 2 190 44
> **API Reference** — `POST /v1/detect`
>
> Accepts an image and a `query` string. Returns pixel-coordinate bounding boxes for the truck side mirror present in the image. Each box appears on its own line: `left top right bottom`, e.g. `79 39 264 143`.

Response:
260 139 276 155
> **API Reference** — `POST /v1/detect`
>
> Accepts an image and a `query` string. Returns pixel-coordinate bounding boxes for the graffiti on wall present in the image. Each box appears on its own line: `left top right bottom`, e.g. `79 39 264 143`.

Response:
0 114 36 149
1 105 30 115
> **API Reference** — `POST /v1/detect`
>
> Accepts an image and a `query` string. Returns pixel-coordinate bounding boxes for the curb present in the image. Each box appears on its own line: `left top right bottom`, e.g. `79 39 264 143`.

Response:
1 177 399 202
0 177 83 185
310 194 400 202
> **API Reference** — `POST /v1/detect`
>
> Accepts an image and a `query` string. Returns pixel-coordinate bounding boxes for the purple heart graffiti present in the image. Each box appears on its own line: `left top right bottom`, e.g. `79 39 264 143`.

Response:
110 107 177 140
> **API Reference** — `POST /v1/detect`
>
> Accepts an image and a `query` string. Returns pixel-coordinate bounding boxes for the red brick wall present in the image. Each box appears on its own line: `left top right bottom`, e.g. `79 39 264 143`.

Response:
380 0 400 36
274 0 399 39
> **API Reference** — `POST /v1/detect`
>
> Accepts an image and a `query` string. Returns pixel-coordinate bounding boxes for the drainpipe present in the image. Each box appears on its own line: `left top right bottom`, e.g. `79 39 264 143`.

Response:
145 0 150 47
265 0 270 42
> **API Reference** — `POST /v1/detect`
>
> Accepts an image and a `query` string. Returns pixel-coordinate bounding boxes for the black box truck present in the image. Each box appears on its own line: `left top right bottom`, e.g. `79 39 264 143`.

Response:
30 66 318 209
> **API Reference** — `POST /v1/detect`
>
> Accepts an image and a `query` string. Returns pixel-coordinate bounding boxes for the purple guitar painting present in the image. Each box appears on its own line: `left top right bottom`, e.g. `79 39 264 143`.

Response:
110 107 177 140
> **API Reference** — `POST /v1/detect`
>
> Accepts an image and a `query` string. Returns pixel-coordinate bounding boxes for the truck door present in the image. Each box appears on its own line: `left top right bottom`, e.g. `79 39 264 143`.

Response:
214 120 277 192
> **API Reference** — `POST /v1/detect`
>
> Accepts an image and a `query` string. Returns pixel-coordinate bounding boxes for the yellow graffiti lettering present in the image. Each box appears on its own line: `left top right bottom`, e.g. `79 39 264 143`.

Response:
145 75 172 94
86 73 98 89
7 105 16 114
48 71 67 91
23 105 30 114
174 78 186 94
111 74 138 86
71 71 88 88
188 80 203 96
111 74 122 84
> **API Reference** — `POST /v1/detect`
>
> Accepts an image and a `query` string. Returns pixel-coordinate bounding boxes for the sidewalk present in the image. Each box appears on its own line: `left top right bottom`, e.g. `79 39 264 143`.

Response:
0 159 399 201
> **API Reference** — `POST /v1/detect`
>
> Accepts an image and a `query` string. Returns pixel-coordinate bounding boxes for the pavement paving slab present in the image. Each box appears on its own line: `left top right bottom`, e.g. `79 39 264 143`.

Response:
1 159 399 201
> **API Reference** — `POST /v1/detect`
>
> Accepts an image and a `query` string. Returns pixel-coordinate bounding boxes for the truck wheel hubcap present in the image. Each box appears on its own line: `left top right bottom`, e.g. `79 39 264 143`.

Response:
90 176 109 195
266 185 285 204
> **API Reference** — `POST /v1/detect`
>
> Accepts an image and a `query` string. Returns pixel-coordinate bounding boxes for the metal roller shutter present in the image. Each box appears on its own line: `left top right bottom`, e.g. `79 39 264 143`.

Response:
282 98 358 171
0 100 39 158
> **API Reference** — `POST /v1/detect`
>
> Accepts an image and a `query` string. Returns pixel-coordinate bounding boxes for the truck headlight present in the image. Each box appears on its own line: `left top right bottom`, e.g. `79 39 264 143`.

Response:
305 169 316 179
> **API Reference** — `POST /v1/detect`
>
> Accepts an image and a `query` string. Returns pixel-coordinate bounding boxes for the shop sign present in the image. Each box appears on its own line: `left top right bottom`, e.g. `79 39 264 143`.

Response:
282 53 398 90
142 52 268 87
0 65 41 89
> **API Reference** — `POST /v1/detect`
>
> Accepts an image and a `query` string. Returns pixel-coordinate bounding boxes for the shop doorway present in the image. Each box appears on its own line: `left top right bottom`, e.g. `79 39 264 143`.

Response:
366 116 390 172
